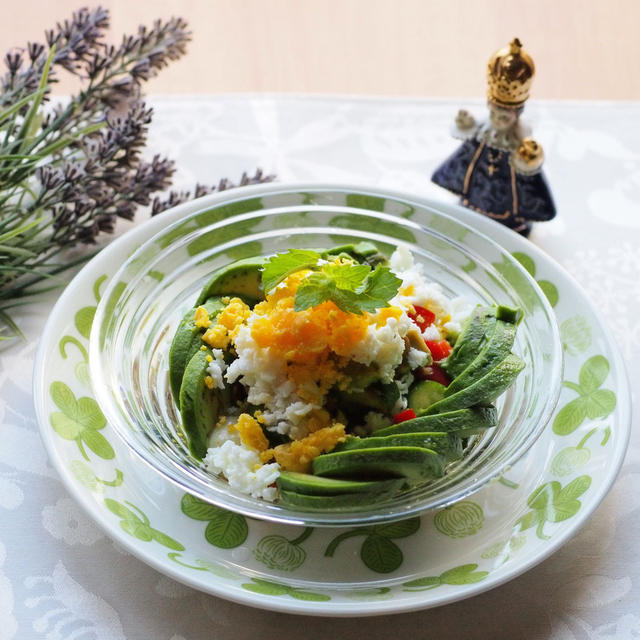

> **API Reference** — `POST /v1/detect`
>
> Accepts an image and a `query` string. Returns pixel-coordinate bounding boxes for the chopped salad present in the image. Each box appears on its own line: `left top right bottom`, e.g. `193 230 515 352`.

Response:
169 242 524 508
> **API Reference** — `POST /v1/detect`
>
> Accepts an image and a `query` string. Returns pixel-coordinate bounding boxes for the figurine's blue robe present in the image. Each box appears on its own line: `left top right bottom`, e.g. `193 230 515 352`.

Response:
431 139 556 235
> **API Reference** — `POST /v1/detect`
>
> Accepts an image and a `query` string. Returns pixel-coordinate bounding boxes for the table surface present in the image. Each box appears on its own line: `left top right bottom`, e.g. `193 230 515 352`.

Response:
1 96 639 639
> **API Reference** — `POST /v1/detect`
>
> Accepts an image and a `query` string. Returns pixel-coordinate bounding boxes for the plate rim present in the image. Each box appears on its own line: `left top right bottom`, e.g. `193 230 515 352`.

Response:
32 181 632 616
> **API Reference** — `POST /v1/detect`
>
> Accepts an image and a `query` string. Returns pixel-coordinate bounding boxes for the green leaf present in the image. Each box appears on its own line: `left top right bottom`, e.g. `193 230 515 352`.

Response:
538 280 559 307
321 262 369 290
105 498 139 522
121 520 153 541
289 589 331 602
261 249 320 292
354 266 403 313
403 576 441 589
181 493 225 521
440 564 488 585
242 579 290 596
553 397 588 435
50 381 77 414
294 273 335 311
370 517 421 539
50 412 84 440
150 529 185 551
579 355 610 393
515 510 540 532
81 430 114 460
527 482 557 511
360 535 403 573
557 475 592 503
75 397 106 431
585 389 616 419
204 511 248 548
560 316 592 355
512 252 536 276
75 306 96 339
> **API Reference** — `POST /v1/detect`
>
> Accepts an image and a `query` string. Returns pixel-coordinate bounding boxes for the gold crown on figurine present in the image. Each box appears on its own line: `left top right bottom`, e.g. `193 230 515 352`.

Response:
487 38 535 109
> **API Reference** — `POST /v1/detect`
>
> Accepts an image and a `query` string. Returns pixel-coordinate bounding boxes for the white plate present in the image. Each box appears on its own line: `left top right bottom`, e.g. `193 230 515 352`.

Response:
33 183 631 616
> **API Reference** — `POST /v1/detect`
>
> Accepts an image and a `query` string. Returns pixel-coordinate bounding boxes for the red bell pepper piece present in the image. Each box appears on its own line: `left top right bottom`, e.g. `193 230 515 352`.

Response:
425 339 452 362
393 408 417 424
408 305 436 332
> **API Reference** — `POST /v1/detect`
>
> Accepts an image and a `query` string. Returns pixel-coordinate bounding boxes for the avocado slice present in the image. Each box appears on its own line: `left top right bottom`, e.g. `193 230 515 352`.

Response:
196 256 266 305
334 432 463 463
278 488 393 509
312 446 445 483
407 380 446 411
168 297 226 400
441 306 497 378
423 354 525 416
321 241 387 266
276 471 403 496
374 406 497 437
179 347 224 459
443 317 518 397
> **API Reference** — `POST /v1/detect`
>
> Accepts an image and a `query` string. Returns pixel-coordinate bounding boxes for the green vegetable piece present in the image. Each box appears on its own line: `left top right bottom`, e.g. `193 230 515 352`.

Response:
424 354 525 415
407 380 446 412
443 316 518 398
335 432 463 463
312 446 445 483
495 305 523 324
261 249 321 293
179 348 221 459
374 406 497 437
441 306 497 378
279 489 388 509
196 256 266 305
338 381 400 413
276 471 403 496
168 297 225 400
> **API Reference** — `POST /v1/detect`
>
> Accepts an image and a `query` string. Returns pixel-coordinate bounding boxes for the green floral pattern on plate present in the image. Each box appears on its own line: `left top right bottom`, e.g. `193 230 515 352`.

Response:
181 493 248 548
254 528 313 571
324 518 420 574
49 382 114 461
433 501 485 538
553 356 616 435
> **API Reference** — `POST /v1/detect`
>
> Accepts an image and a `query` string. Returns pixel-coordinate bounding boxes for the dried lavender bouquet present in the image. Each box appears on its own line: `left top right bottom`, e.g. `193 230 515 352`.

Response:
0 7 273 338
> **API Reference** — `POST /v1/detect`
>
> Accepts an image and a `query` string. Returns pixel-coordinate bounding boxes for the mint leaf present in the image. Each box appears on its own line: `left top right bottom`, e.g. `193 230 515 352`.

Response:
352 266 402 313
261 249 320 293
320 263 369 291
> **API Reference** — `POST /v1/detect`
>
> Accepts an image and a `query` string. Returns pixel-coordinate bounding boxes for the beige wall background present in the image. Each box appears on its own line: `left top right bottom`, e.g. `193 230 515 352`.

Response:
4 0 640 100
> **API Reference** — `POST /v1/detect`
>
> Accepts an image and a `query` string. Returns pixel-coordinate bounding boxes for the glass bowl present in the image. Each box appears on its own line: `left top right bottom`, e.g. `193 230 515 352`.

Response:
89 184 562 526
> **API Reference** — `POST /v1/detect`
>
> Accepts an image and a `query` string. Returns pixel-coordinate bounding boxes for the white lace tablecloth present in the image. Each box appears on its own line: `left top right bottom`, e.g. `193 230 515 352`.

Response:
2 96 639 639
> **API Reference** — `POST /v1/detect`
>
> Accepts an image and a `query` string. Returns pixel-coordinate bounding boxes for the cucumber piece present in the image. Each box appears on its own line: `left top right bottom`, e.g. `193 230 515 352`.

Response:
444 317 518 397
279 489 391 509
196 256 266 305
441 306 496 378
334 432 463 463
276 471 403 496
374 406 497 437
407 380 446 411
179 348 221 459
168 297 225 400
312 446 445 483
424 354 525 415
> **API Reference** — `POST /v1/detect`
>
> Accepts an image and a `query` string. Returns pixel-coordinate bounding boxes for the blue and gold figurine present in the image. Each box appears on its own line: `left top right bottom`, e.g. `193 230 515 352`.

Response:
431 38 555 236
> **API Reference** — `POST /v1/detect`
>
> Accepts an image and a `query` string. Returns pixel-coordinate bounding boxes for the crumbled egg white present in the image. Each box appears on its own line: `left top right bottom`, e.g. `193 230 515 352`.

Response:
203 440 280 501
206 348 228 390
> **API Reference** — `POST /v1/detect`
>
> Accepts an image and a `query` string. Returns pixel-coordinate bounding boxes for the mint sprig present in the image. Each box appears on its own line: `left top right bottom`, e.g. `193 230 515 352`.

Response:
261 249 401 315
